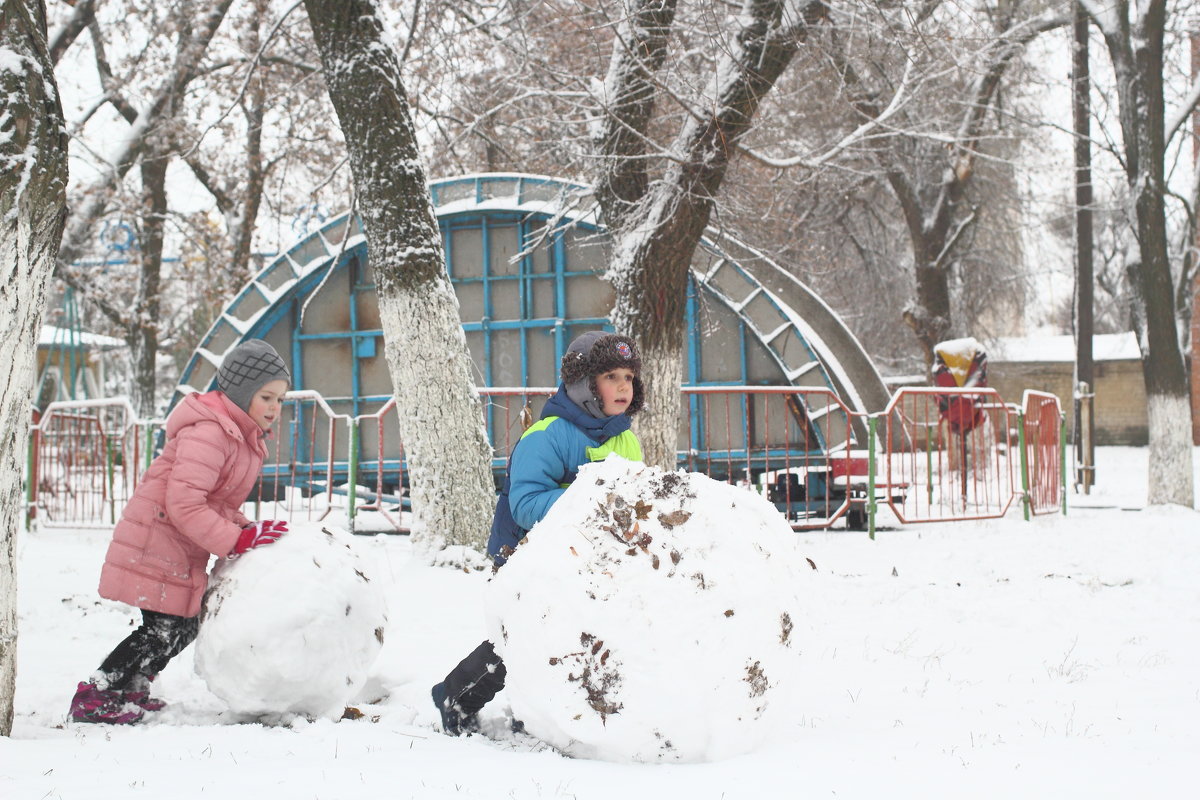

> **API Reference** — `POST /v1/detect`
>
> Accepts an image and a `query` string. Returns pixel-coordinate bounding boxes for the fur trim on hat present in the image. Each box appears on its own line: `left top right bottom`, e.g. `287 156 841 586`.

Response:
560 332 644 418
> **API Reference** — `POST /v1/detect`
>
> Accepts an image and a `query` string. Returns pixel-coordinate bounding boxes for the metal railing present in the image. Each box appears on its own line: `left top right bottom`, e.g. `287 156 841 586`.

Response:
880 387 1020 525
683 386 857 529
28 398 161 528
1020 390 1066 517
27 385 1064 533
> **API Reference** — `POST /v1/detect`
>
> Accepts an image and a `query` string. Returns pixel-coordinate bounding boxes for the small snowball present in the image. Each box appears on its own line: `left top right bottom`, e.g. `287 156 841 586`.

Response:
194 523 387 720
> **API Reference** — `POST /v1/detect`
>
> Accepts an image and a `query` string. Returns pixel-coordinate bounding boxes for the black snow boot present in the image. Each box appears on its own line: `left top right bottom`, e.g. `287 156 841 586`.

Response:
433 640 507 736
431 682 479 736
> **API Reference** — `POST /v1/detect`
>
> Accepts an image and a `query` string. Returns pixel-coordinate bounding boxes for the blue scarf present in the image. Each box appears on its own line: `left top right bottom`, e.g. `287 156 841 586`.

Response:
541 384 631 444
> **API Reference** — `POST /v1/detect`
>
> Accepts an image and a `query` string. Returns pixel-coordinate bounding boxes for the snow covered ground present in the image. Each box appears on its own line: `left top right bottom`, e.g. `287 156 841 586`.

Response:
3 447 1198 799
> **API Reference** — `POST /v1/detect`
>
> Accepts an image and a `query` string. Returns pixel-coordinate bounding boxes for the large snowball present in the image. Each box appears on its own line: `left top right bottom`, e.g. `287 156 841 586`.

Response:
487 456 811 763
194 523 387 719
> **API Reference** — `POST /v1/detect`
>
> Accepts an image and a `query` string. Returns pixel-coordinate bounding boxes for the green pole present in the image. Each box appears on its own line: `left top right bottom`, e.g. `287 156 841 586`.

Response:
144 424 155 472
1060 412 1068 516
867 415 878 541
347 419 359 533
26 424 37 531
106 436 117 525
1018 411 1031 521
926 431 934 506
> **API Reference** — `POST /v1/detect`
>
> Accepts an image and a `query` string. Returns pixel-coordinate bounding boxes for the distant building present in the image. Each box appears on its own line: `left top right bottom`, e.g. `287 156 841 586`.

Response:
35 325 126 410
985 333 1145 446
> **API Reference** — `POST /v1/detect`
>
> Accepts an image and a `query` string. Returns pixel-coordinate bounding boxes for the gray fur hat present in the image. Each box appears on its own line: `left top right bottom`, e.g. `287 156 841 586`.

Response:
560 331 644 418
217 339 291 413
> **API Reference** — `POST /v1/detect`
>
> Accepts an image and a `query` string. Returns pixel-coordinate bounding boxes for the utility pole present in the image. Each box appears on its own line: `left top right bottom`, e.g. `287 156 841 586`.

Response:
1073 2 1095 492
1192 24 1200 446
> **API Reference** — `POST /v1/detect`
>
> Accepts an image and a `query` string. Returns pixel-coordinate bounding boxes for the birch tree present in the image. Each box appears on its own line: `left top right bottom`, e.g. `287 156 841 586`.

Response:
302 0 496 553
0 0 69 736
1078 0 1194 507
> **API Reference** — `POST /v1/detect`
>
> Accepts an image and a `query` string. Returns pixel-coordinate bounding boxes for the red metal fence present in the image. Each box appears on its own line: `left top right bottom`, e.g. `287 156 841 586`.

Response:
881 387 1019 524
251 390 351 527
1021 390 1066 517
28 398 160 528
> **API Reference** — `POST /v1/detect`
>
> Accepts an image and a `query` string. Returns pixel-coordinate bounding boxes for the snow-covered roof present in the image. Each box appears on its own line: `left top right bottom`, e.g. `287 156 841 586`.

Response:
38 325 126 351
986 332 1139 363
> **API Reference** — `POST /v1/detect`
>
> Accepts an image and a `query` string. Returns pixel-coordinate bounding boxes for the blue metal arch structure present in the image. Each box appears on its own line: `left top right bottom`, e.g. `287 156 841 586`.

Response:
174 173 882 477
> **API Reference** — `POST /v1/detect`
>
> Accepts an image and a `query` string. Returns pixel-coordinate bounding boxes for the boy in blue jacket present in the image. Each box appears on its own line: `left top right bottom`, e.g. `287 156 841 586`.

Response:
432 330 644 735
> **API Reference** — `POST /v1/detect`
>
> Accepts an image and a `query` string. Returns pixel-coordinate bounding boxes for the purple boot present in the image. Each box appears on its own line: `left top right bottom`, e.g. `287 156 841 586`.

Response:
123 688 166 712
69 681 144 725
123 675 166 712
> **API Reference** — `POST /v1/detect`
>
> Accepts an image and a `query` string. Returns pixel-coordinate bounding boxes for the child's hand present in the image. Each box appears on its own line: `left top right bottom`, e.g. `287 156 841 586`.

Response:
231 520 289 556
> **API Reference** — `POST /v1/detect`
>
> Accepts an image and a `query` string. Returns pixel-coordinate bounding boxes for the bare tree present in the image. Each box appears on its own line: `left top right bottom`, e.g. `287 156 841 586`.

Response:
50 0 235 414
588 0 828 468
46 0 351 414
302 0 496 553
0 0 69 736
1079 0 1194 507
789 1 1069 365
386 1 1070 451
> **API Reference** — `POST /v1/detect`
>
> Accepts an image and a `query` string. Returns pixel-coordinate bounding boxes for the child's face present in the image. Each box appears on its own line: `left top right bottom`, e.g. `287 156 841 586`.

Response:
595 368 636 416
246 379 289 431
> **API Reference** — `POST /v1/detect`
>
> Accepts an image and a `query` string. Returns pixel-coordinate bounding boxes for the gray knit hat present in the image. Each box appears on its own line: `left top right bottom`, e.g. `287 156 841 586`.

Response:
217 339 291 413
560 331 644 418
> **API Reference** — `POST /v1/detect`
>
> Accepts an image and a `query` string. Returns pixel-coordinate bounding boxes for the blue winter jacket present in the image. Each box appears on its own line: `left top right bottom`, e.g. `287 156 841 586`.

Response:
486 384 642 565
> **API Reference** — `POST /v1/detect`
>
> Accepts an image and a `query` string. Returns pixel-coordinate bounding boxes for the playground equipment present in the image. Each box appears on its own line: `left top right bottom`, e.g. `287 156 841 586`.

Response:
169 174 894 521
35 289 124 409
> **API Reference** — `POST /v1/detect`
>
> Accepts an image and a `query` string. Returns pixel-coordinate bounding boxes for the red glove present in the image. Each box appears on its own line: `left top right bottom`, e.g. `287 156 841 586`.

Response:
231 520 288 555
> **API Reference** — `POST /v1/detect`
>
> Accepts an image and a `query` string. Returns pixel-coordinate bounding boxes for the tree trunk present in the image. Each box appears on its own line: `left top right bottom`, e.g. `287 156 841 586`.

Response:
1073 4 1096 491
0 0 69 736
303 0 496 553
228 89 266 280
127 142 168 417
1094 0 1194 506
592 0 678 232
604 0 825 469
227 0 269 281
891 175 957 366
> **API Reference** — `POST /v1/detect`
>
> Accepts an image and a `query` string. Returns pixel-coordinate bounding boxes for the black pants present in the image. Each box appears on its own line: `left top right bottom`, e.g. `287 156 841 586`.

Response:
97 610 199 691
442 640 506 715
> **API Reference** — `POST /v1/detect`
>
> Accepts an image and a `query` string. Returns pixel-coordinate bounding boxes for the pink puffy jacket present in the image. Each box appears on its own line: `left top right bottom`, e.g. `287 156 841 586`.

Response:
98 391 267 617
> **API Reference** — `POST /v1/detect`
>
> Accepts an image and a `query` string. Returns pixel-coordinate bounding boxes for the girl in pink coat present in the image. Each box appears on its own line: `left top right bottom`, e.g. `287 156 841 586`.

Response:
69 339 292 724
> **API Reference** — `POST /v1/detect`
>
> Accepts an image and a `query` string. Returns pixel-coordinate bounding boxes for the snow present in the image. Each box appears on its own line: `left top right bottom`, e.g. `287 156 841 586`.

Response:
38 325 126 351
933 336 983 362
4 446 1199 798
987 332 1141 363
488 457 807 763
193 524 387 721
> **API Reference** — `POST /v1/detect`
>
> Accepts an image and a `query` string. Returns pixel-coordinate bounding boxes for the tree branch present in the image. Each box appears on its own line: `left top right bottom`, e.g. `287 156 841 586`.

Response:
47 0 97 65
87 14 138 124
593 0 679 230
736 56 914 169
177 0 305 160
56 0 235 273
